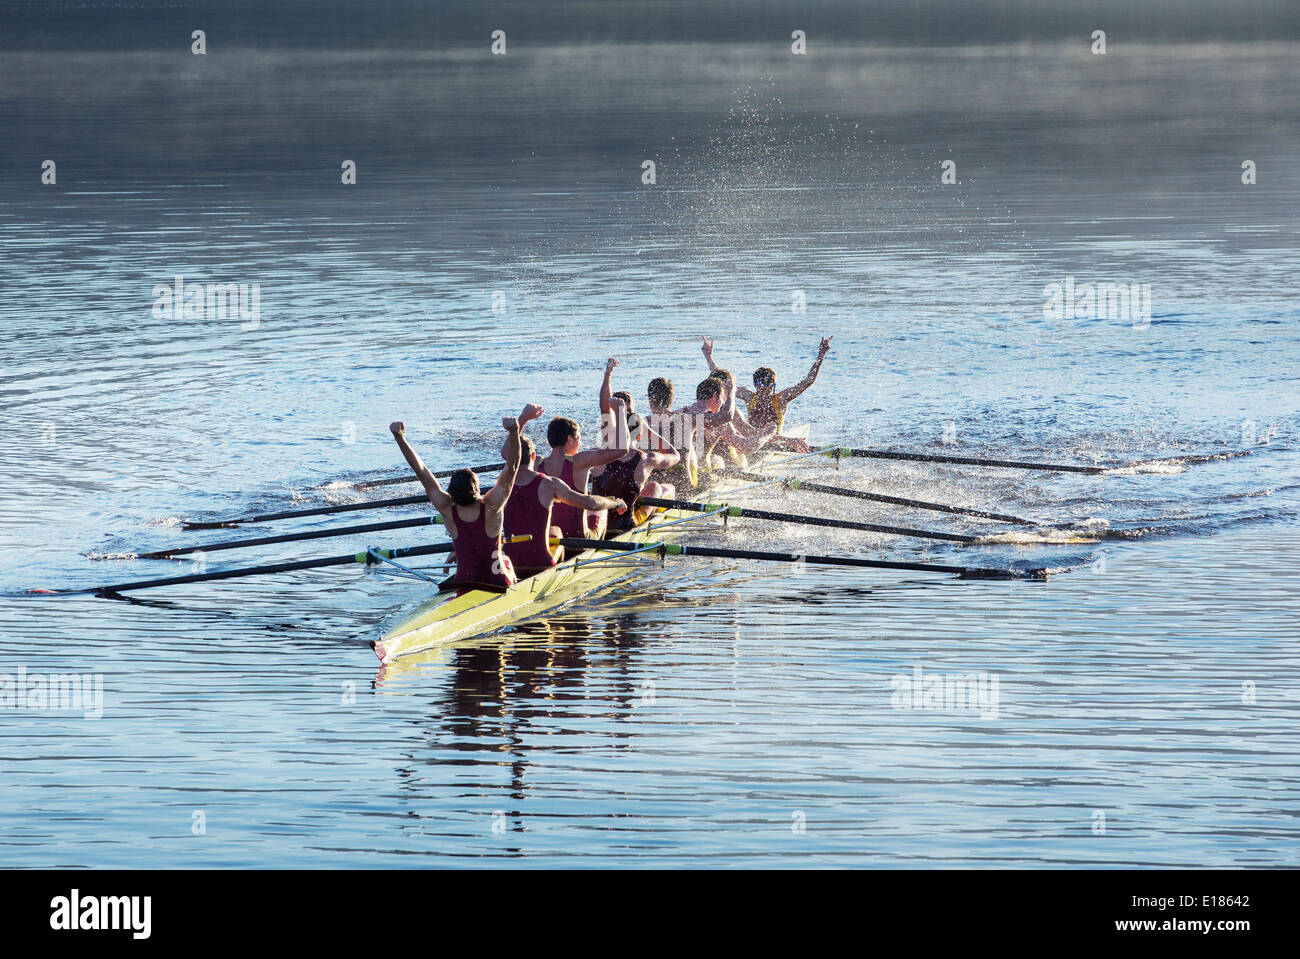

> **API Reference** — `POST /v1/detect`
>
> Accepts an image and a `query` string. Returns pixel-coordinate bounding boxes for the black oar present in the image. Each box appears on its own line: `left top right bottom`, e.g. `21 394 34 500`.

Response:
825 447 1105 474
732 471 1037 525
137 515 445 559
184 494 428 530
639 496 978 544
190 461 504 529
346 461 505 491
558 538 1045 581
31 542 460 597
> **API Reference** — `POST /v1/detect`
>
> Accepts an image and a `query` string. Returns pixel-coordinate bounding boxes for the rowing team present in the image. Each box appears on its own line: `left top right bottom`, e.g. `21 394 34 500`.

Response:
388 335 833 591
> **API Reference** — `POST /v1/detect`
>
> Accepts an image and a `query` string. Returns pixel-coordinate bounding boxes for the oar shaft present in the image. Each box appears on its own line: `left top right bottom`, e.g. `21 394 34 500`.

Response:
189 461 507 528
83 542 457 596
184 494 428 529
640 496 977 544
831 448 1104 474
140 515 443 558
350 462 505 490
556 538 1041 580
733 471 1034 525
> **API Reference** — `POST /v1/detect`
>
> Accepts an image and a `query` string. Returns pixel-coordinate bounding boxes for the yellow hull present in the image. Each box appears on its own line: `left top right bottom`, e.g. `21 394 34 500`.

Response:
371 477 745 664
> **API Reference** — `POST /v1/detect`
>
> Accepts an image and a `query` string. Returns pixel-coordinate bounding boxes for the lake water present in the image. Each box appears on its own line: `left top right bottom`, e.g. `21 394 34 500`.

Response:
1 41 1298 867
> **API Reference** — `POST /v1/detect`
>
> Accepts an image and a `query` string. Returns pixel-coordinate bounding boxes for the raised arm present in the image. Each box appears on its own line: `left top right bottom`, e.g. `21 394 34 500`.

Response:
701 336 718 372
483 417 522 511
577 396 629 469
598 357 618 416
484 403 543 510
780 335 833 404
704 337 753 402
390 422 451 511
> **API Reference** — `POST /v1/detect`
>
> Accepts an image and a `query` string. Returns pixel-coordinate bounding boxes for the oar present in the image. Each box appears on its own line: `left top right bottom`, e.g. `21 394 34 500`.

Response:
731 471 1038 525
30 542 455 596
183 494 428 530
346 462 505 491
557 537 1046 580
136 515 446 559
31 535 530 597
824 447 1105 474
189 461 504 529
639 496 978 544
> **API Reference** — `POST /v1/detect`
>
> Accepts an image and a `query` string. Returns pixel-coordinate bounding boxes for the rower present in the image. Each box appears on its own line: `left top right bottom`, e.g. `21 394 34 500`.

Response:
538 359 632 540
591 409 681 534
702 367 768 468
703 334 832 451
389 412 532 591
647 376 674 418
680 377 777 474
504 404 628 576
645 375 700 490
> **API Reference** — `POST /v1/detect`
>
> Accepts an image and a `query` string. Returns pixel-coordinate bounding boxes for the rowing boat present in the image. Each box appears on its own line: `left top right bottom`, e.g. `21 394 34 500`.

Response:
371 472 752 664
46 428 1077 650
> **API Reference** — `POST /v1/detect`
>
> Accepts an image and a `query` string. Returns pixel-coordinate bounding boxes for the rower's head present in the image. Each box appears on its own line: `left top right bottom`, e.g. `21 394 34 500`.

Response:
696 376 723 414
707 367 734 404
546 416 582 455
447 469 481 506
753 366 777 394
499 432 537 466
613 390 634 411
647 377 674 414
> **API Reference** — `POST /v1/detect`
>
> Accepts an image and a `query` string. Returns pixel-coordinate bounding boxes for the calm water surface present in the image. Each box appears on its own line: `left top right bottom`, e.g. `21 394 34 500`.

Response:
1 42 1298 867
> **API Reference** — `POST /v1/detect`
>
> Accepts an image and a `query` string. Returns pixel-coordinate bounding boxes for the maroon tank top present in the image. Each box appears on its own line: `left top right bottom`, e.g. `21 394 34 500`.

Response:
450 503 516 589
502 474 558 571
593 451 643 512
538 456 586 538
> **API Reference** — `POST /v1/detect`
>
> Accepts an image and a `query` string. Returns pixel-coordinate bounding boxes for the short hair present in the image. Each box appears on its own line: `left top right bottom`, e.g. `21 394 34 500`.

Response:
648 377 674 410
696 378 722 401
753 366 776 388
612 390 634 412
519 435 536 462
546 416 580 449
707 367 734 387
447 469 480 506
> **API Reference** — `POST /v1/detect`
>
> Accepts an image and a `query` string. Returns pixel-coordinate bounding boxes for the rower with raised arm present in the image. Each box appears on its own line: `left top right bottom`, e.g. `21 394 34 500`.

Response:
646 375 700 490
538 357 632 541
591 403 681 534
702 334 833 452
505 403 629 576
679 377 777 474
389 412 532 591
702 365 771 467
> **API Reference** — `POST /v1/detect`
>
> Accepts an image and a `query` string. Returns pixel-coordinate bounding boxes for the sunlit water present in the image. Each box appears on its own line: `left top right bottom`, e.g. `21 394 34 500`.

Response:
1 42 1298 867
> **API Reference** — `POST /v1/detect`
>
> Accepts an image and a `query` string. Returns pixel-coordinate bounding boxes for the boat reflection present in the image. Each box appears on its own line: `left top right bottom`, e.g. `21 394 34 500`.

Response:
377 612 652 839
